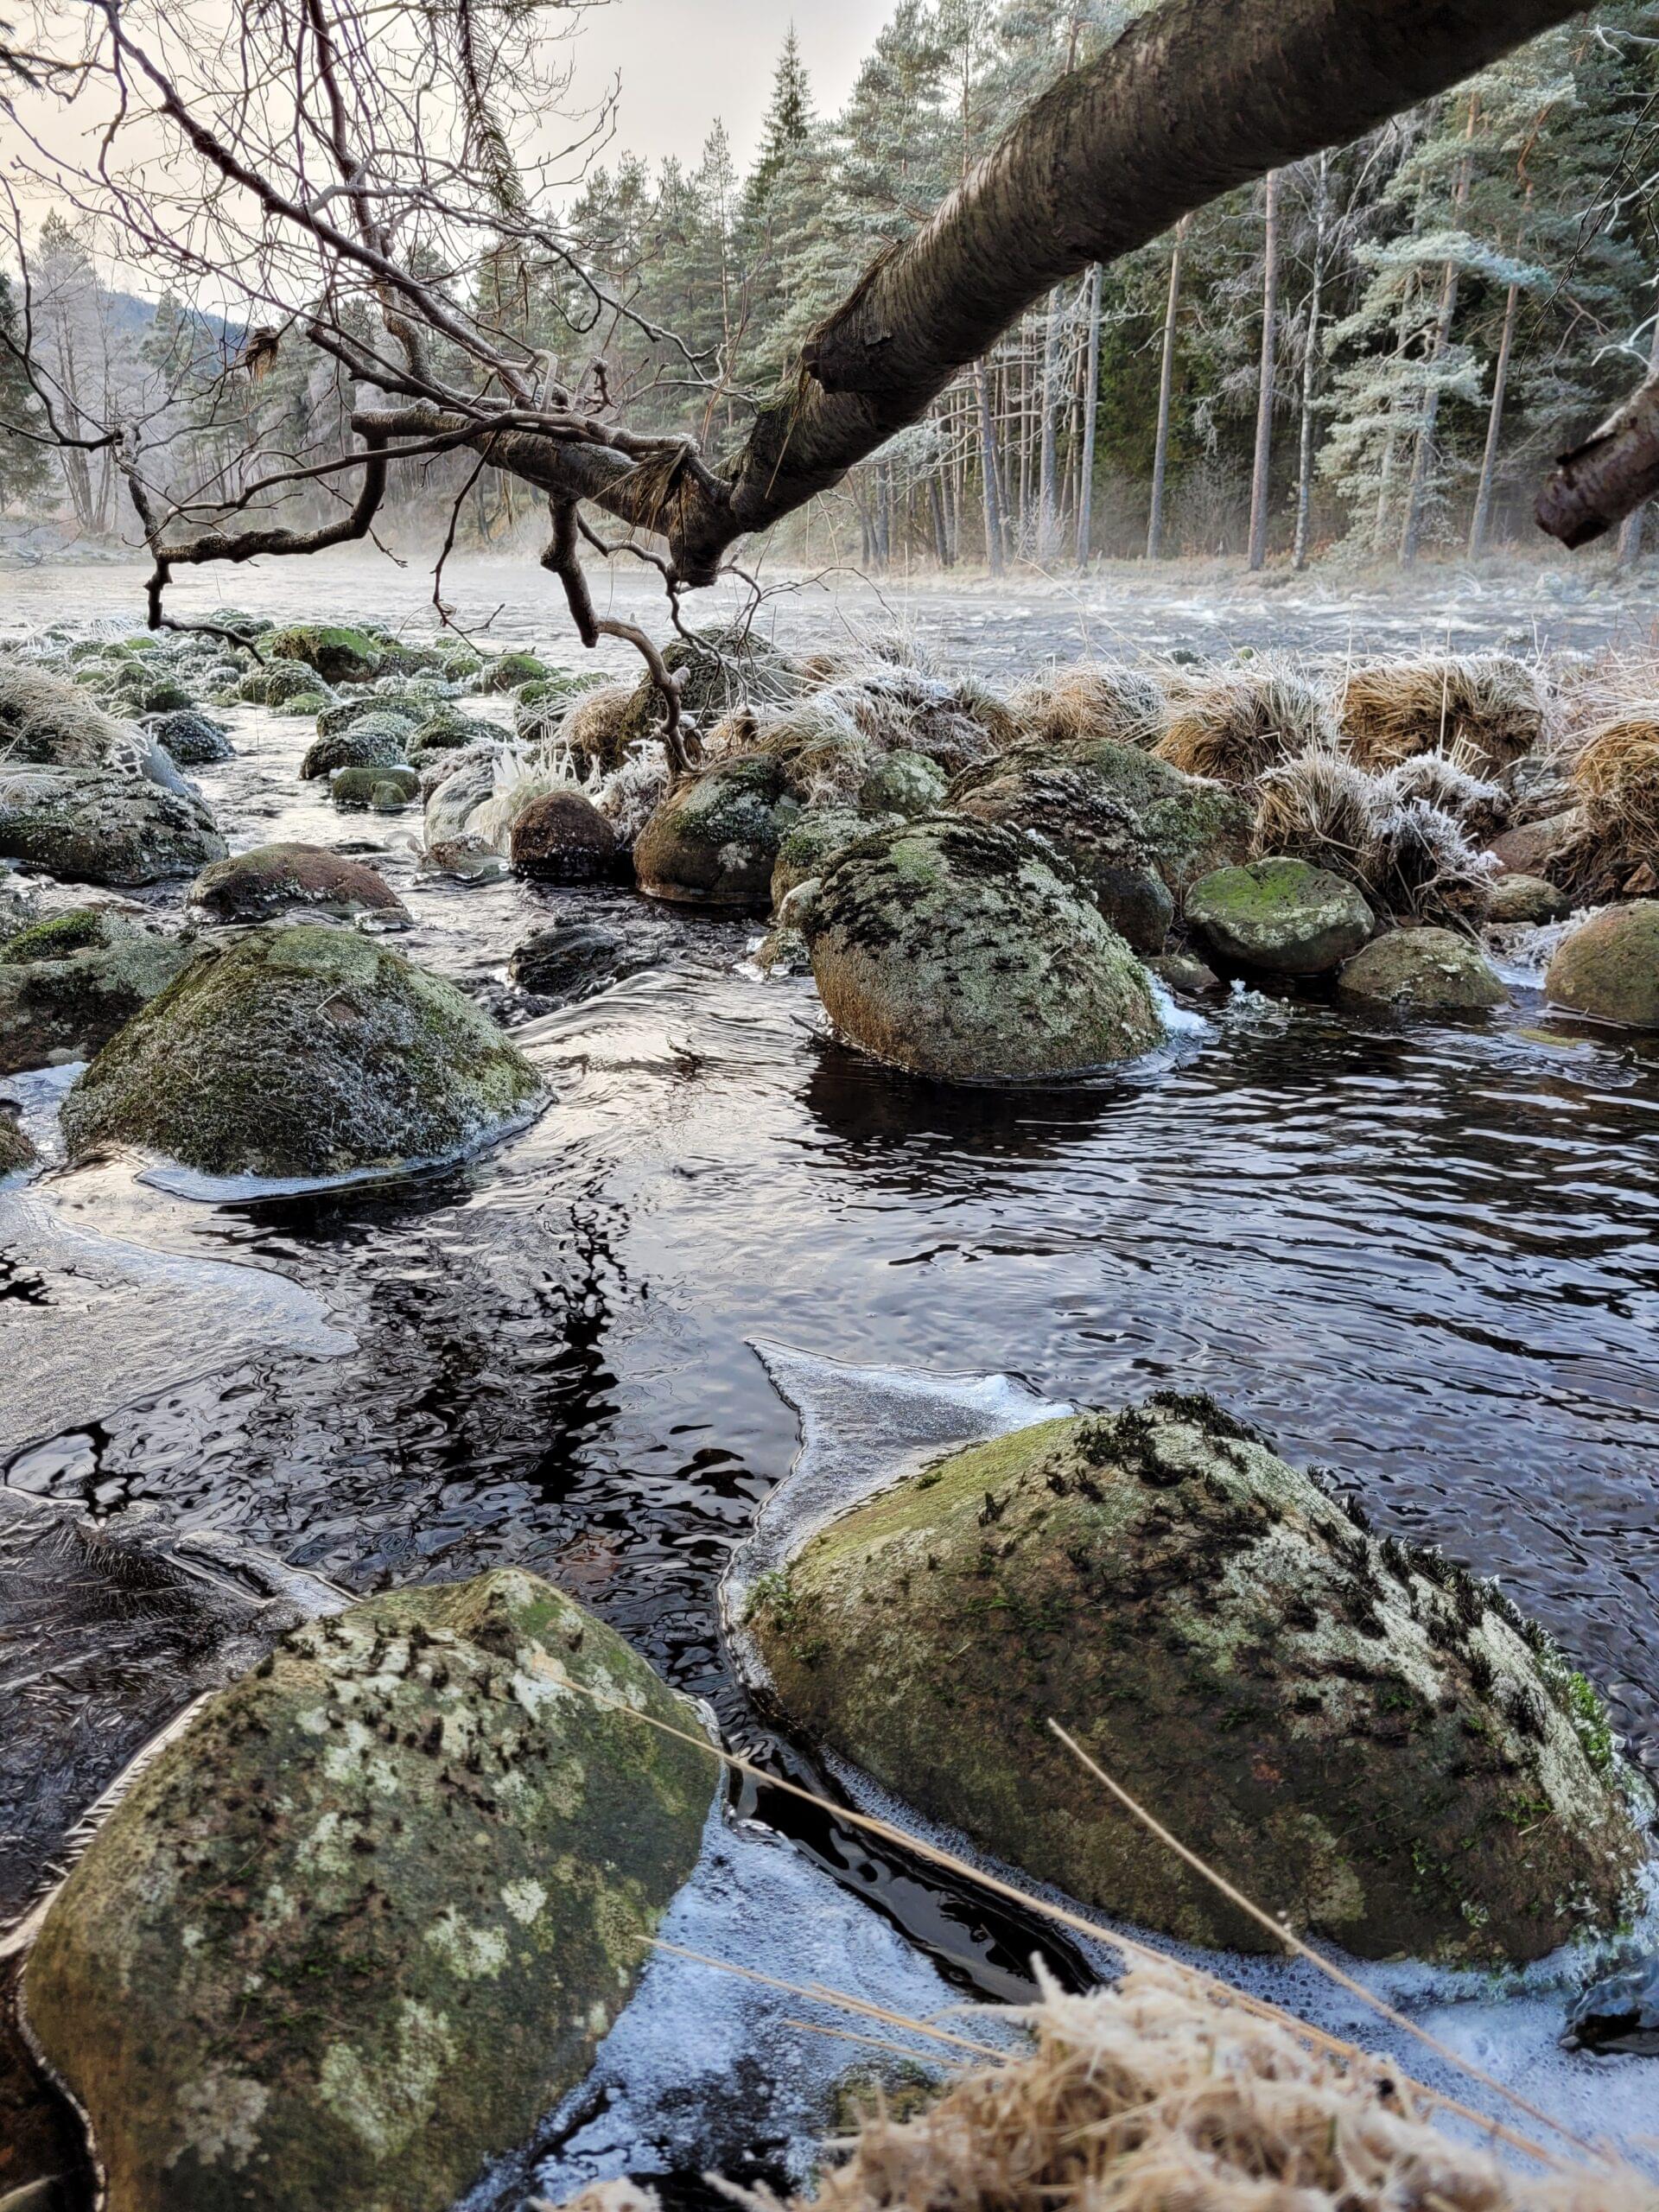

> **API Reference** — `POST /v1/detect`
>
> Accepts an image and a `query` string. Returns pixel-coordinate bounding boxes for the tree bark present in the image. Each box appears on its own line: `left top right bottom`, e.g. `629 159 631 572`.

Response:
1147 215 1188 560
1468 277 1519 557
1293 151 1330 572
1037 287 1064 558
1077 264 1102 566
1537 367 1659 550
1613 302 1659 564
1400 96 1478 568
976 358 1006 574
1248 168 1282 571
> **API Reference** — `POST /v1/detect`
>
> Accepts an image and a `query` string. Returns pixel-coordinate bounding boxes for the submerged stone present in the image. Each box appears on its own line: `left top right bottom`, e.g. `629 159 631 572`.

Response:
189 843 409 925
1546 901 1659 1029
749 1399 1644 1964
61 925 541 1177
0 907 195 1075
634 755 802 909
1338 927 1507 1012
22 1569 713 2212
1187 859 1374 976
803 815 1164 1081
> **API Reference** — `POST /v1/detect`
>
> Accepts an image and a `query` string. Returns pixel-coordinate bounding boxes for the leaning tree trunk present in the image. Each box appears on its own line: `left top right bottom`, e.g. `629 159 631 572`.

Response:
1616 300 1659 567
1468 276 1520 557
1248 168 1282 573
352 0 1599 592
1077 264 1102 565
1293 151 1330 572
1146 215 1189 561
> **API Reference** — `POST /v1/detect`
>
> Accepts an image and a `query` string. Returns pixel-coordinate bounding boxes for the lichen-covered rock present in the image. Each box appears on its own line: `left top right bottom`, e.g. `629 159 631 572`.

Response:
772 808 899 907
0 766 226 887
61 925 540 1177
1486 873 1569 926
301 716 413 781
22 1569 713 2212
803 816 1164 1081
477 649 550 694
0 1108 35 1175
1187 859 1374 976
235 660 332 709
1034 737 1253 896
951 760 1174 954
1338 927 1507 1012
1546 900 1659 1029
143 709 234 766
859 749 949 818
268 624 389 684
0 908 196 1074
749 1398 1644 1964
509 790 620 883
332 765 421 811
189 843 409 925
634 755 802 909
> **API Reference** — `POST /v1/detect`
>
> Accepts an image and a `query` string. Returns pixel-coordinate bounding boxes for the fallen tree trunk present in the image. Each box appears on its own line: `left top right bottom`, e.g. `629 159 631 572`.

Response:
1536 372 1659 549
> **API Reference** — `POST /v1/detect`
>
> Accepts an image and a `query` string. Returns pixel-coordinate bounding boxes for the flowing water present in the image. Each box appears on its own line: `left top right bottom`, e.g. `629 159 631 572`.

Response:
3 556 1659 2202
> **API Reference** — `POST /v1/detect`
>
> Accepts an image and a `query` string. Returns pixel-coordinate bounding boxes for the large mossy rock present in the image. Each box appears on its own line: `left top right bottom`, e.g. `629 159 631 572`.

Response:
772 807 899 907
301 716 413 782
509 789 620 883
1036 737 1252 895
189 843 409 925
0 766 226 887
1338 927 1507 1012
951 760 1174 953
0 907 196 1075
1485 873 1568 927
1187 858 1374 976
749 1399 1644 1964
22 1569 713 2212
268 624 389 685
61 925 541 1177
633 754 802 909
802 816 1164 1081
1546 900 1659 1029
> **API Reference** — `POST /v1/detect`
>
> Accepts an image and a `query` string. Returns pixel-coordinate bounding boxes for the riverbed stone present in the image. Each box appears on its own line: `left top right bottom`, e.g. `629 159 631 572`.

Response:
477 649 550 694
772 809 899 907
1563 1952 1659 2056
61 925 541 1177
634 754 802 909
0 766 226 887
269 623 389 684
1147 950 1221 996
235 660 332 709
509 790 620 883
301 716 413 781
1338 927 1507 1012
1489 809 1582 881
0 1110 34 1175
332 765 421 811
1187 858 1374 976
748 1397 1644 1964
1485 873 1569 926
951 760 1174 953
1038 737 1253 895
803 815 1164 1081
1545 900 1659 1028
509 920 651 1002
189 843 409 925
22 1569 714 2212
143 709 234 767
0 908 196 1074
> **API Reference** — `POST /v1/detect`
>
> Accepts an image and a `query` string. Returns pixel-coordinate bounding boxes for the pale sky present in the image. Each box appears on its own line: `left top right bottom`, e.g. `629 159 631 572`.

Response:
563 0 897 171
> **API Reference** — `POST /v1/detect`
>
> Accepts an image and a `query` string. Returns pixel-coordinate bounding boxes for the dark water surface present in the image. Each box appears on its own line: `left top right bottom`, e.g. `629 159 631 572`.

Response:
3 564 1659 2194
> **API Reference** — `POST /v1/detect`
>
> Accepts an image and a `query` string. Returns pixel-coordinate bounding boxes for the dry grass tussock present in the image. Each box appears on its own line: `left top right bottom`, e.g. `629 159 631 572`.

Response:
0 659 149 773
1555 709 1659 899
709 658 1010 808
1338 654 1544 776
1006 662 1168 752
1254 751 1498 926
1155 664 1336 785
553 1967 1655 2212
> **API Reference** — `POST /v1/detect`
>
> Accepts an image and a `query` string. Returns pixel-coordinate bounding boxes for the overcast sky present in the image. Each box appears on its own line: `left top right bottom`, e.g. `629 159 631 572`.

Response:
563 1 896 170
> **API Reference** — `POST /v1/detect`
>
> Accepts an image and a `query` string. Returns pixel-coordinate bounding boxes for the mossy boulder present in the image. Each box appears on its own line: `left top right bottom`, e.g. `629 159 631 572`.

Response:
477 649 550 694
0 907 196 1075
410 708 493 754
235 661 330 709
301 717 413 782
332 765 421 811
0 766 226 887
1338 927 1507 1012
509 790 620 883
803 816 1164 1081
144 709 234 767
615 627 800 753
772 808 899 907
314 696 422 741
561 684 639 780
749 1399 1644 1965
189 843 409 925
951 760 1174 954
859 749 949 818
106 667 194 717
268 624 388 684
1188 859 1374 976
61 925 541 1177
1037 737 1253 895
1546 900 1659 1029
22 1569 713 2212
0 1109 35 1175
1486 873 1569 927
634 754 803 909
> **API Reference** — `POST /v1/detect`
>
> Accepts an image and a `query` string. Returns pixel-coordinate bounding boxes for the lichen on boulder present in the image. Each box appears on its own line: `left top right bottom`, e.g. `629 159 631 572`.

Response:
950 760 1174 953
0 766 226 887
802 815 1164 1081
22 1569 713 2212
633 754 802 909
0 907 196 1075
189 843 409 925
61 925 541 1177
1338 927 1507 1012
748 1397 1645 1965
301 715 413 781
1546 900 1659 1029
268 624 389 685
1187 858 1374 976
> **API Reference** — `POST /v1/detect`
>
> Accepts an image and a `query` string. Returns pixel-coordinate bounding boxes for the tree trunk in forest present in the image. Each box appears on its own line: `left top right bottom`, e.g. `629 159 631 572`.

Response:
1616 302 1659 567
1147 215 1189 561
1293 151 1330 572
1468 276 1519 557
1077 264 1102 566
976 359 1006 575
1248 168 1282 572
1400 97 1478 569
1038 287 1063 559
1372 279 1419 556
